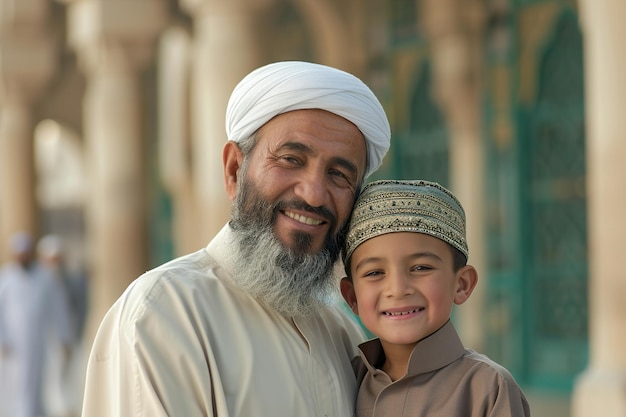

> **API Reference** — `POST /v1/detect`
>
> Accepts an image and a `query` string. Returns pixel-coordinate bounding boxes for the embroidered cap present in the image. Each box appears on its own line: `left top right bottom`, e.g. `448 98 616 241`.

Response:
342 179 469 263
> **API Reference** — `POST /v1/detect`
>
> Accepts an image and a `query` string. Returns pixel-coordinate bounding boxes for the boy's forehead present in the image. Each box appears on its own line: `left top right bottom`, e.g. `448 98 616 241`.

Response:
354 230 452 256
343 179 469 263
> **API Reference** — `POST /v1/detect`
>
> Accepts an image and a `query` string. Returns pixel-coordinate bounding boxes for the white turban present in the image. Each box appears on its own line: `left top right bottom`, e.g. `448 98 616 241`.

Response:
226 61 391 178
9 232 33 254
37 234 63 258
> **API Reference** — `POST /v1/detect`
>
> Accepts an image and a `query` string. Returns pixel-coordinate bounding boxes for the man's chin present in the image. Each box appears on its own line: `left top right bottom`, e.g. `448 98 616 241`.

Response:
276 230 320 256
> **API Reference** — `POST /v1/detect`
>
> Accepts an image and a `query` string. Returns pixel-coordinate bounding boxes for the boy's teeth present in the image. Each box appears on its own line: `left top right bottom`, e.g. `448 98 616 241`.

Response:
385 309 417 316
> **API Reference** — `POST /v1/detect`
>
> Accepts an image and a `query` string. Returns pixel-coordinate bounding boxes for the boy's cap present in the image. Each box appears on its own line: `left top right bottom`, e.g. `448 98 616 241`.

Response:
343 179 469 263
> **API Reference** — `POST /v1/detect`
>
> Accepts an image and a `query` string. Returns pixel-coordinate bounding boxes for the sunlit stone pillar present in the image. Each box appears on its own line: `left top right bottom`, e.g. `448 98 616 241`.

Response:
0 0 56 261
158 26 199 256
180 0 270 248
572 0 626 415
66 0 168 342
420 0 487 350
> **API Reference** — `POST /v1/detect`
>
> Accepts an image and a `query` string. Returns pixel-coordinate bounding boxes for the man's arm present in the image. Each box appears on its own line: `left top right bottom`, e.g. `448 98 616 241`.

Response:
81 274 223 417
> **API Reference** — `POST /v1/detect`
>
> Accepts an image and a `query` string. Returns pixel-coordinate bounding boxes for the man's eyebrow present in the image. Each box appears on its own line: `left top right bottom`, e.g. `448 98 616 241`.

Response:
278 141 311 154
279 141 359 176
329 156 358 176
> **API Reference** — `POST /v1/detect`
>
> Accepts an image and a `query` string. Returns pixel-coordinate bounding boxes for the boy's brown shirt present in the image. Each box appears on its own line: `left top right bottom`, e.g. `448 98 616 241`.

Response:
352 320 531 417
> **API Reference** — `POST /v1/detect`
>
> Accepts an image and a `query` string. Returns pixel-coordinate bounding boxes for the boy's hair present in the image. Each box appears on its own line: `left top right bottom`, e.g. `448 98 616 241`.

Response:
342 179 469 275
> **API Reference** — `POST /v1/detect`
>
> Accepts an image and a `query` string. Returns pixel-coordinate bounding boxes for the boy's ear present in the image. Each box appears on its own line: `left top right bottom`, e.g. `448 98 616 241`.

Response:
223 141 244 201
340 277 359 315
453 265 478 305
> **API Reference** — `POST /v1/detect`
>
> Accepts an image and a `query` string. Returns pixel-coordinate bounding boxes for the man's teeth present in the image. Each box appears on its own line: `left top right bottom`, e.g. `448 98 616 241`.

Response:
384 309 420 316
285 211 323 225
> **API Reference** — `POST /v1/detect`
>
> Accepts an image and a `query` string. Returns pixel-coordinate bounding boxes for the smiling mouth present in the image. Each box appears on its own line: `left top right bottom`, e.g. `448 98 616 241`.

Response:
383 308 424 316
284 210 324 226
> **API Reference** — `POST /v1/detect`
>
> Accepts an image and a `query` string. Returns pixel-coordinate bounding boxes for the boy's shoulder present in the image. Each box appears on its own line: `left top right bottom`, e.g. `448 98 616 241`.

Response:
461 349 521 385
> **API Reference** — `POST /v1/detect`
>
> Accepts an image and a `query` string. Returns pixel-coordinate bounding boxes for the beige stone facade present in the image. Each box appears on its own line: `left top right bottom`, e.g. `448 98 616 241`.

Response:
0 0 624 415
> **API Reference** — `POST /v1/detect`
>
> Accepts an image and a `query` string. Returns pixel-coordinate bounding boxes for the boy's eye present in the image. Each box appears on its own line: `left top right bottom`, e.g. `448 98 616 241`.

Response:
362 269 384 278
411 265 431 272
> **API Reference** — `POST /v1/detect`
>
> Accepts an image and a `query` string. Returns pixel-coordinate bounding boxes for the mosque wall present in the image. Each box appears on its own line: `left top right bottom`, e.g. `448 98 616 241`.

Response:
0 0 625 415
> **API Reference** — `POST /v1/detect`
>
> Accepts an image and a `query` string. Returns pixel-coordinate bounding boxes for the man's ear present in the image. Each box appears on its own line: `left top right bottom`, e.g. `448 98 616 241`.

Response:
223 141 244 201
453 265 478 305
340 277 359 315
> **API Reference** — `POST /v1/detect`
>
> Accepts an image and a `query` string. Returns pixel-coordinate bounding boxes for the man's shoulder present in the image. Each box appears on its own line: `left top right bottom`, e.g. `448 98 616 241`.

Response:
112 248 230 322
148 248 217 280
0 262 18 278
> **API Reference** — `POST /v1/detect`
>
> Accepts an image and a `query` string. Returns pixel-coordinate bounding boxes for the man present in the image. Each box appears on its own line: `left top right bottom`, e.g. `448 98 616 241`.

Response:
81 61 391 417
0 232 73 417
37 235 85 417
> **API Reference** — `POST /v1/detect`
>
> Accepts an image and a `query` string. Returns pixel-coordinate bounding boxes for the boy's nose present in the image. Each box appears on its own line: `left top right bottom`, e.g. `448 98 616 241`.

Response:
385 273 414 297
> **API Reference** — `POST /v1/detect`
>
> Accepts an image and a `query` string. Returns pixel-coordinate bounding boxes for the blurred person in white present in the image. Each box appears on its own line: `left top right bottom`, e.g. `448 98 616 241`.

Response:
81 61 391 417
37 235 87 417
0 232 72 417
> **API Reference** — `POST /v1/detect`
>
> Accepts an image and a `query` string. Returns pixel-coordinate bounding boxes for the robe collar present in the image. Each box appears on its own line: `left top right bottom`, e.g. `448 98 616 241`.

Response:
357 320 466 377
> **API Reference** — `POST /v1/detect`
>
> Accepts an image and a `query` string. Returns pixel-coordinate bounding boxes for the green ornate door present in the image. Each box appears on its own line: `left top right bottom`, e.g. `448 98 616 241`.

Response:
380 0 588 393
485 5 588 391
520 10 588 389
393 62 450 187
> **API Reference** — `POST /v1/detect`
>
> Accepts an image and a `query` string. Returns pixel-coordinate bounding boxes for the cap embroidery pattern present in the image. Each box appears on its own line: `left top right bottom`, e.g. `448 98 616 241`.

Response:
343 180 468 262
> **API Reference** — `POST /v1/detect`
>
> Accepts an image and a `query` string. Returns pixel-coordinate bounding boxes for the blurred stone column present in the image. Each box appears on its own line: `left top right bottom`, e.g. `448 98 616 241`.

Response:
179 0 270 248
572 0 626 415
419 0 487 351
65 0 168 342
157 26 198 256
0 0 56 261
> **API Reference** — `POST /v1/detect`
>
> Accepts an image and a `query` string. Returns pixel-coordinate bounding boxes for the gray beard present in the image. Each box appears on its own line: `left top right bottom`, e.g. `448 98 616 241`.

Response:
228 163 345 317
229 221 339 317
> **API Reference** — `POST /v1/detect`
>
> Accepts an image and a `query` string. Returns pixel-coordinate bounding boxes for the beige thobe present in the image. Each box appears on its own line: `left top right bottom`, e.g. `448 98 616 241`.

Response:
81 225 365 417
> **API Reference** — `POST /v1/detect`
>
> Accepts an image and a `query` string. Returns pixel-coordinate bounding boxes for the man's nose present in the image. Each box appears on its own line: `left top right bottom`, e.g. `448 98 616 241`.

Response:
293 170 330 209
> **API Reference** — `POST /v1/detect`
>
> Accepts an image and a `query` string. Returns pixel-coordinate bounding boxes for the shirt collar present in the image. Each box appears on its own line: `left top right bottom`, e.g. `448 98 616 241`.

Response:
357 320 465 377
205 223 238 278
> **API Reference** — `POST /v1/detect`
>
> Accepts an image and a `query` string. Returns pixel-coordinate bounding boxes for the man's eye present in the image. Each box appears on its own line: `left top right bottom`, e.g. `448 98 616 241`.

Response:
329 169 354 186
281 155 301 165
329 168 347 178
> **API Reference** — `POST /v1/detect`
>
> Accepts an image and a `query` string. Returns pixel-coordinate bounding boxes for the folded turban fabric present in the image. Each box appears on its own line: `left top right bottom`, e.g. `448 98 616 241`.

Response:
226 61 391 178
37 234 63 258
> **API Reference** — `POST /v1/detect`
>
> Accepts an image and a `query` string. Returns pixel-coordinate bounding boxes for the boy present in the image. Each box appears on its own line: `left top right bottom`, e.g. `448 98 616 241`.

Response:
340 179 530 417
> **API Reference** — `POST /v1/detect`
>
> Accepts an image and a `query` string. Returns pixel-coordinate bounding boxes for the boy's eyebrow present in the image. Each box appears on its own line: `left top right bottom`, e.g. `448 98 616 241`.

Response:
409 251 443 261
279 141 359 176
354 251 443 272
